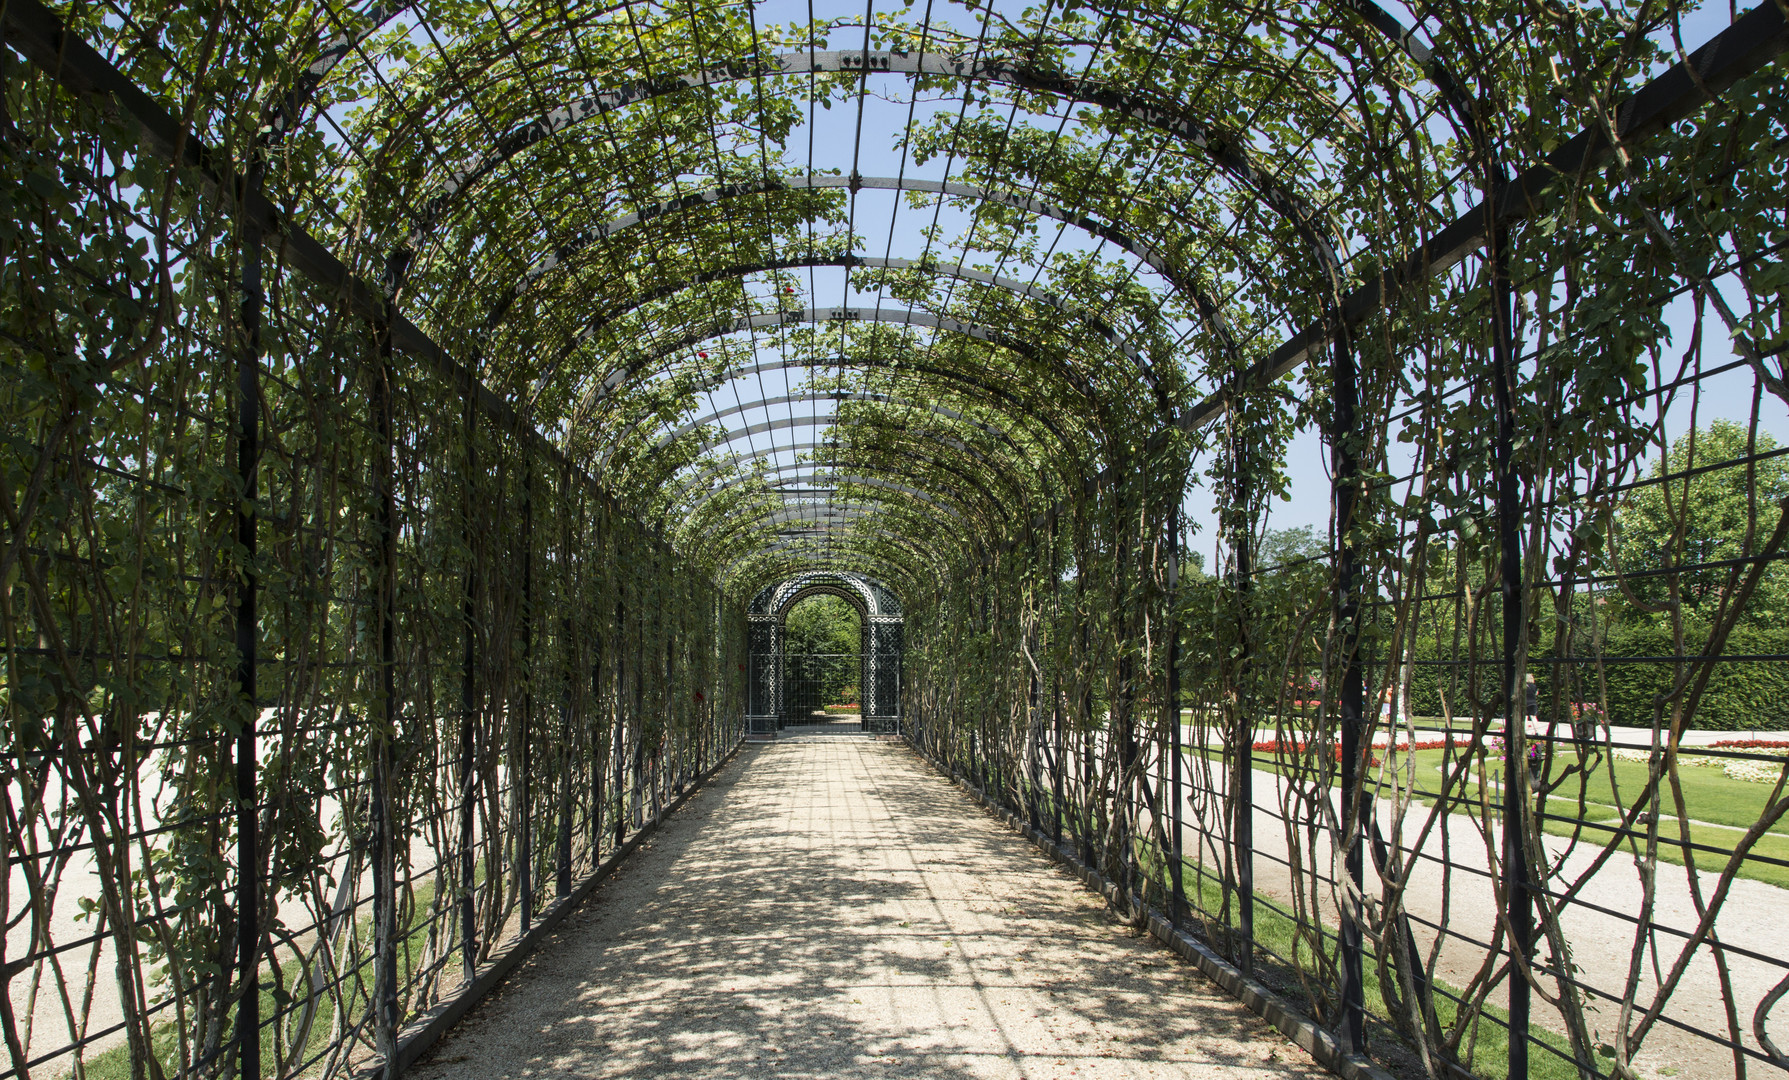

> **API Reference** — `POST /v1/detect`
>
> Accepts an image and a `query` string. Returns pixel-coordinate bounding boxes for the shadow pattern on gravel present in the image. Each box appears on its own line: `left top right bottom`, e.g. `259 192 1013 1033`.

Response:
411 741 1321 1079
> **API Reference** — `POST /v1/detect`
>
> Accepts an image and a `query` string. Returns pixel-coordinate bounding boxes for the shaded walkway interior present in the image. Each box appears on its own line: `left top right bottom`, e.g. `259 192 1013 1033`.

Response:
7 3 1789 1078
413 741 1321 1080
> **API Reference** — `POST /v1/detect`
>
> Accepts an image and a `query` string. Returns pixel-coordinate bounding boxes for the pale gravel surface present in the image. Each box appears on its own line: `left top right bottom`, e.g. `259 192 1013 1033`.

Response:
411 738 1325 1080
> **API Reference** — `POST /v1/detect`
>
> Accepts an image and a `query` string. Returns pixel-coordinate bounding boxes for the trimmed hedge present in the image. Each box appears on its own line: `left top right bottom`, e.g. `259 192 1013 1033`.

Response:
1592 624 1789 731
1391 625 1789 732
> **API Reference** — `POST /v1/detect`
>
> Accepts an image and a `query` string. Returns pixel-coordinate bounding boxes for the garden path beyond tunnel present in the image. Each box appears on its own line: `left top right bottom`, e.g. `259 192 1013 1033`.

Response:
410 740 1325 1080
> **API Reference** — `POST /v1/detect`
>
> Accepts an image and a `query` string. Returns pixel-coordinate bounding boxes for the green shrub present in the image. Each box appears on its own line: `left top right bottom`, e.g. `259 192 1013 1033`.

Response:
1595 624 1789 731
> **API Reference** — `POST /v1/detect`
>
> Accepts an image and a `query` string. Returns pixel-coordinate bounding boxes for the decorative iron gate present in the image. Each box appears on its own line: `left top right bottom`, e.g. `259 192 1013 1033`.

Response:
782 652 866 727
747 572 902 734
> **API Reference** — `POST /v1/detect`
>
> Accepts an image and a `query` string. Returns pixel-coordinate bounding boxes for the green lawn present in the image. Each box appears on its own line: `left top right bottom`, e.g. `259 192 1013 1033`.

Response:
1169 864 1585 1080
68 874 458 1080
1194 743 1789 890
1399 746 1789 889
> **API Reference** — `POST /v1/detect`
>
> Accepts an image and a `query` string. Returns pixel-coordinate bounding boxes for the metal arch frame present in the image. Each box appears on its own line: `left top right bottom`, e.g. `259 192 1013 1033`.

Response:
661 440 1033 532
570 306 1100 426
769 476 965 517
506 175 1182 302
530 253 1166 408
665 438 989 497
645 392 1046 504
663 439 1021 513
732 540 934 584
61 0 1740 486
651 392 1014 454
690 480 987 557
725 530 954 601
686 469 972 523
285 5 1471 317
700 496 961 551
745 568 911 732
753 570 894 619
606 353 1085 475
695 501 969 578
649 412 1038 486
395 49 1339 270
636 414 1019 481
746 570 896 729
686 467 980 526
742 495 962 530
770 583 870 627
726 535 949 596
653 417 1057 531
490 173 1236 381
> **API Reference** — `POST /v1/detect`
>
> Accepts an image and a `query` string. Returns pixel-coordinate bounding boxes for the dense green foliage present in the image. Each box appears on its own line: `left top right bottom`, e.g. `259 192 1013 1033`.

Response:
6 1 1788 1079
783 595 863 704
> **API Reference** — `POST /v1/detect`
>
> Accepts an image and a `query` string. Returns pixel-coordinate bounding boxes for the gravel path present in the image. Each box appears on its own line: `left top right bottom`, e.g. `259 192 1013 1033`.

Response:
412 738 1325 1080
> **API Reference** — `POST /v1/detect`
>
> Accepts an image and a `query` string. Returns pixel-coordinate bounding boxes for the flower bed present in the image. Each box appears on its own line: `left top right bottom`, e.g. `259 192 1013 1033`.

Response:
1708 739 1789 754
1250 740 1382 767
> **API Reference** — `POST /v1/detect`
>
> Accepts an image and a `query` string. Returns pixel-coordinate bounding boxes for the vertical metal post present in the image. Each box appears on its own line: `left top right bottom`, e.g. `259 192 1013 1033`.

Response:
615 598 628 847
1489 192 1533 1078
1167 504 1185 927
458 401 478 982
1332 322 1367 1055
233 169 263 1080
370 295 402 1077
556 473 575 896
519 459 535 929
558 616 574 899
591 634 606 860
1230 398 1256 973
1050 516 1065 848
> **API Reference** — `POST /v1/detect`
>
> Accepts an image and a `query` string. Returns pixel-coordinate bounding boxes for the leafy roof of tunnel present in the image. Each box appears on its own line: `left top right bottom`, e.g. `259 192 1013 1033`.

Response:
57 0 1755 602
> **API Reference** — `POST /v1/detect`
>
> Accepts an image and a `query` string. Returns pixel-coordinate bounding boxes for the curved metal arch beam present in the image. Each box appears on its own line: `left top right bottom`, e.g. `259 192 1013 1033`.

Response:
749 511 962 570
572 306 1099 426
260 6 406 142
688 468 976 524
701 495 960 555
603 352 1083 476
735 496 956 534
1336 1 1482 146
771 582 871 623
773 474 969 515
666 439 1005 506
533 253 1164 408
758 568 895 619
646 414 1052 525
642 413 1014 470
661 414 1044 494
654 391 1013 454
692 480 967 535
495 175 1221 341
698 506 963 578
724 537 945 597
401 49 1338 270
662 440 1028 530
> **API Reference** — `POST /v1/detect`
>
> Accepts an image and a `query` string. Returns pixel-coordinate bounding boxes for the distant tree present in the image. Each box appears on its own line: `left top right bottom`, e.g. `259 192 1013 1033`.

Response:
784 594 862 654
1256 525 1326 571
1614 420 1789 627
783 595 863 705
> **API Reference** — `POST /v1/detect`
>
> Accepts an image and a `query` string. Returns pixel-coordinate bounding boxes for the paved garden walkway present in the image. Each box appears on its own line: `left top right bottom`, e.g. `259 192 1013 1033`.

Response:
413 739 1323 1080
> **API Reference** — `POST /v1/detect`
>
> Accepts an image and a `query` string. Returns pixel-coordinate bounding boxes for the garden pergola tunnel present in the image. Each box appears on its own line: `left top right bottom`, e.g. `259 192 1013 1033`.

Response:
3 1 1789 1078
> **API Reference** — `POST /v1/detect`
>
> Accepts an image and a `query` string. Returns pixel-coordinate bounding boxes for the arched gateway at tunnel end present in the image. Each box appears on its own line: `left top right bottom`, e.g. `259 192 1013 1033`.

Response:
746 572 903 735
